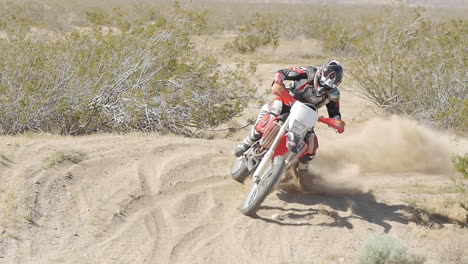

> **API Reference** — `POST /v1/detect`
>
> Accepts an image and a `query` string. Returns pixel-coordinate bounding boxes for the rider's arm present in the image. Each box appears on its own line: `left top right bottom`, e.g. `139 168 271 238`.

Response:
271 69 302 106
326 89 341 119
277 68 309 81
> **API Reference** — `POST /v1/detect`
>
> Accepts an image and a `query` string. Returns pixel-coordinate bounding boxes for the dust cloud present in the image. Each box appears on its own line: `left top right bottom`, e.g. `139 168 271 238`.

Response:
317 115 457 176
291 115 459 195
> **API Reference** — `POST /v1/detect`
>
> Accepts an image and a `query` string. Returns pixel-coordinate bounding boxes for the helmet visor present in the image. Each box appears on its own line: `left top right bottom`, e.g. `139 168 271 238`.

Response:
320 75 337 90
321 65 343 88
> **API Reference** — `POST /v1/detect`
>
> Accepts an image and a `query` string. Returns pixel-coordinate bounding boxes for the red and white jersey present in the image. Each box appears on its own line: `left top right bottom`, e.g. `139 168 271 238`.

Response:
272 66 341 119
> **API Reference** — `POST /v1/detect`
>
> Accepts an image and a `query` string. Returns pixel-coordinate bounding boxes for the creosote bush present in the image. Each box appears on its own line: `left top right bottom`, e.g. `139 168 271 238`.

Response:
226 13 279 53
0 2 255 136
45 150 87 168
452 154 468 179
358 233 426 264
348 7 467 132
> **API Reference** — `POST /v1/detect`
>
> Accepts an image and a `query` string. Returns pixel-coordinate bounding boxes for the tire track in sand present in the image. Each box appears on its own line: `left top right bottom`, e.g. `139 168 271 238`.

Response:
138 142 237 263
137 142 248 264
1 137 249 264
61 140 241 264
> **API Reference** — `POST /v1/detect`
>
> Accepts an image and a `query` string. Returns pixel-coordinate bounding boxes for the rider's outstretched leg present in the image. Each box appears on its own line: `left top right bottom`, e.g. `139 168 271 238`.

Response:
232 127 262 157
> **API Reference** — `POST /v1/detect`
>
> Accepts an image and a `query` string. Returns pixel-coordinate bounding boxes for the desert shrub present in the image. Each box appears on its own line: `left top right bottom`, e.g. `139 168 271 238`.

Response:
226 13 279 53
0 0 173 30
348 6 467 131
0 4 254 136
452 154 468 179
301 7 365 55
222 6 364 55
45 150 87 168
358 233 426 264
436 97 468 135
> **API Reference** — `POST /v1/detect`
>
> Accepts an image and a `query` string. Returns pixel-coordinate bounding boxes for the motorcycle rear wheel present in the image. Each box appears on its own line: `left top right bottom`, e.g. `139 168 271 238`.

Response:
230 157 249 183
241 156 285 216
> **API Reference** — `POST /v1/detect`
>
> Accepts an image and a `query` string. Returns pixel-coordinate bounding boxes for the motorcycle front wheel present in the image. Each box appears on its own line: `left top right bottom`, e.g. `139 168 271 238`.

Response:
241 156 285 216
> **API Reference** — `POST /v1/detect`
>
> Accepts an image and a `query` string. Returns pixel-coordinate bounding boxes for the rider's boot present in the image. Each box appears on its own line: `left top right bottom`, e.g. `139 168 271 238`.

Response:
296 155 315 176
232 128 262 157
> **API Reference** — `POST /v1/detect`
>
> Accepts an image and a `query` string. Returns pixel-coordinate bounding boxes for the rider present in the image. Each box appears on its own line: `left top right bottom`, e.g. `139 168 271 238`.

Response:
232 60 345 175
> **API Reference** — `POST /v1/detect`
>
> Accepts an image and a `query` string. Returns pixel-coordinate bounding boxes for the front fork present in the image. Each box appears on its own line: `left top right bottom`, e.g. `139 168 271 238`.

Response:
251 128 308 183
252 125 286 182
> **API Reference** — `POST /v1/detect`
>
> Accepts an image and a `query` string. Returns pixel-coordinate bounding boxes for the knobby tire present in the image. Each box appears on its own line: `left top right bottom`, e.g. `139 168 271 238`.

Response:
241 156 285 216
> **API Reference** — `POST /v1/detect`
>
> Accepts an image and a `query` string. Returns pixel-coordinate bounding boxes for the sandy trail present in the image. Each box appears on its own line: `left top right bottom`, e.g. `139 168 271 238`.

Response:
0 63 467 264
1 123 466 263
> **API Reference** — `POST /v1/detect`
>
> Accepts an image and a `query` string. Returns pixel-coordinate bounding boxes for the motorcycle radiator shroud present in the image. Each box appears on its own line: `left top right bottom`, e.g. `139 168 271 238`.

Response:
287 102 319 136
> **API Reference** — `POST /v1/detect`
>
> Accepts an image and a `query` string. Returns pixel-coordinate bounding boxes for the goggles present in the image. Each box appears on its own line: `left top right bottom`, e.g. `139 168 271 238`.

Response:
319 69 340 89
320 76 337 90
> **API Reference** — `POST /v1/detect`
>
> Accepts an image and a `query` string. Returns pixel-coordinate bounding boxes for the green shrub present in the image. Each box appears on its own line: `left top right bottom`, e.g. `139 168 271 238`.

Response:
86 10 109 27
452 154 468 179
348 7 467 131
226 13 279 53
0 3 254 136
437 97 468 135
358 233 426 264
45 150 86 168
303 7 363 55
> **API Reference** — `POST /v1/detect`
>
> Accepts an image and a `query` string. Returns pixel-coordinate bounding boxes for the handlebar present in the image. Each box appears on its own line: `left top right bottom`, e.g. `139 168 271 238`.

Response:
318 117 346 134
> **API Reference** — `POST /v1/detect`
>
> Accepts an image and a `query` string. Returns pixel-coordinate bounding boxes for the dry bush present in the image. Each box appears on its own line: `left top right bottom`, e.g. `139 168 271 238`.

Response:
226 13 279 53
452 153 468 179
348 6 467 132
219 4 371 55
0 2 255 136
357 233 426 264
45 150 87 168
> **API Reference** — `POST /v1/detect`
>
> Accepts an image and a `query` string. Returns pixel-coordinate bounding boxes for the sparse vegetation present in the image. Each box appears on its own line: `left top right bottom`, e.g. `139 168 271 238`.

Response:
226 12 279 53
0 180 33 244
358 233 426 264
397 161 468 226
0 1 255 136
45 150 87 168
403 191 468 227
452 154 468 178
347 7 467 132
0 1 465 134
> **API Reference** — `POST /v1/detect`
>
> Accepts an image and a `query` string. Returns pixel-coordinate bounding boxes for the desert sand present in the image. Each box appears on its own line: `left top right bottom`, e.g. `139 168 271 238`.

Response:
0 62 467 264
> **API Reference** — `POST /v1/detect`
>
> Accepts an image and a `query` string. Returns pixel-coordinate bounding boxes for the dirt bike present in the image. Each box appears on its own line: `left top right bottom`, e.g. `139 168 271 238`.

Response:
230 101 345 216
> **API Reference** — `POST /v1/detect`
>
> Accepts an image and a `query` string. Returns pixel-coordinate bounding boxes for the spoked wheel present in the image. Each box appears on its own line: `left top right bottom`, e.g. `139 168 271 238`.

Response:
230 157 249 183
241 156 285 216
